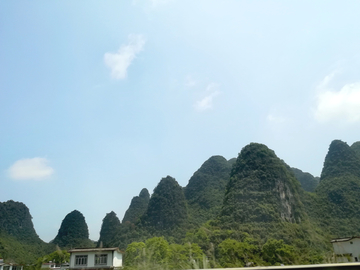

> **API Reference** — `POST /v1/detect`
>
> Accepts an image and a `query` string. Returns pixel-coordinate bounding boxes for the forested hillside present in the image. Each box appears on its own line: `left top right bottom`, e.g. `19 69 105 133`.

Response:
305 140 360 237
185 156 234 225
97 211 121 247
123 188 150 224
220 143 304 225
51 210 94 248
141 176 189 237
0 201 51 263
1 139 360 268
291 168 319 192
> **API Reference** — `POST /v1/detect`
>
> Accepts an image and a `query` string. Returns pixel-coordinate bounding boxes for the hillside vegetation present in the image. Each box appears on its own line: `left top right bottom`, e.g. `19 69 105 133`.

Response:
1 139 360 268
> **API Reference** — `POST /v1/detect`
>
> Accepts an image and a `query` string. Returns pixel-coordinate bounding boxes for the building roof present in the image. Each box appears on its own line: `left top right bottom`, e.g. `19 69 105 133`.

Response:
68 247 123 253
331 236 360 243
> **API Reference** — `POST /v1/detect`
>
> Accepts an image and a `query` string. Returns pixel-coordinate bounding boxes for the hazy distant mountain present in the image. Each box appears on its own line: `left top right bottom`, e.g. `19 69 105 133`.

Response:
123 188 150 224
291 168 319 192
184 155 233 225
220 143 304 225
97 211 121 248
0 200 50 263
52 210 94 248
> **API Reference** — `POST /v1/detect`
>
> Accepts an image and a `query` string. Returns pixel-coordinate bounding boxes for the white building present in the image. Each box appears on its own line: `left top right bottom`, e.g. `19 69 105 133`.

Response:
331 236 360 262
68 248 123 270
0 259 23 270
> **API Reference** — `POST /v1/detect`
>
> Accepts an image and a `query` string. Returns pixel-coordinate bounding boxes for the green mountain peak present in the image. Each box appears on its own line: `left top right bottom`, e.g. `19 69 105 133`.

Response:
220 143 304 225
52 210 93 248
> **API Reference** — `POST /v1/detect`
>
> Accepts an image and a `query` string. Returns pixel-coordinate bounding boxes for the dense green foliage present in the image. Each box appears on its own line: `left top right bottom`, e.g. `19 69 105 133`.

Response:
320 140 360 181
305 140 360 238
32 249 70 270
184 156 234 225
220 143 304 225
291 168 319 192
351 141 360 159
123 237 206 270
0 231 51 265
0 201 50 263
97 211 122 247
122 232 327 269
141 176 188 237
123 188 150 224
52 210 94 248
0 201 41 242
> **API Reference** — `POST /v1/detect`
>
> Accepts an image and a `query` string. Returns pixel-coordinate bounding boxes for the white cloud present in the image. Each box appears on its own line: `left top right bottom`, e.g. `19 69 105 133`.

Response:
314 83 360 123
8 157 54 180
104 34 145 80
194 83 220 112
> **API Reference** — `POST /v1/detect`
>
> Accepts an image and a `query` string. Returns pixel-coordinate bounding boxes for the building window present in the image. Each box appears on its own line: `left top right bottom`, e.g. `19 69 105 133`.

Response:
95 254 107 265
75 255 88 266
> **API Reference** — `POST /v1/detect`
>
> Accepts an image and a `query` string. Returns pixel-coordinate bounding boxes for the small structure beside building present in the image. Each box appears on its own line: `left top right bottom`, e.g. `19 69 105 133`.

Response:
68 248 123 270
331 236 360 262
0 259 23 270
41 262 69 270
41 262 58 269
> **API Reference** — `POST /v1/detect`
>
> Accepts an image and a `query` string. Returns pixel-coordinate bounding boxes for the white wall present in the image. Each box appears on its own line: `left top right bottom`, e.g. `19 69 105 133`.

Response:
333 238 360 262
112 251 122 268
70 251 113 268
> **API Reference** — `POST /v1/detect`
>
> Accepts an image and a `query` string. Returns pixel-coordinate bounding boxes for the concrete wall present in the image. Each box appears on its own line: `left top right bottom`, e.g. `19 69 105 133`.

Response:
70 251 113 268
112 251 122 268
69 250 122 268
332 238 360 263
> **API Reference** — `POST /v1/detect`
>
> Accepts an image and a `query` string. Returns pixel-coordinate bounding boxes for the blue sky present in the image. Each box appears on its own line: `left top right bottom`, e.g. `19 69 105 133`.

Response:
1 0 360 242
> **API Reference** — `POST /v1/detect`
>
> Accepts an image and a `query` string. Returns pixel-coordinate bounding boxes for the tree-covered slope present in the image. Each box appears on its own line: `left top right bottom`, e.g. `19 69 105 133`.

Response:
52 210 94 248
141 176 188 237
220 143 305 226
351 141 360 159
97 211 121 248
184 155 233 225
0 200 50 263
0 200 40 241
122 188 150 224
308 140 360 237
291 168 319 192
320 140 360 181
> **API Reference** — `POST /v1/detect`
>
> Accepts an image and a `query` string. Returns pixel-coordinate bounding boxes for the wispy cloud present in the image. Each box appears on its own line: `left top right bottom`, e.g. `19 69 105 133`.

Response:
314 82 360 123
8 157 54 181
150 0 172 7
104 34 145 80
316 71 337 91
194 83 220 112
184 75 197 88
133 0 172 8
